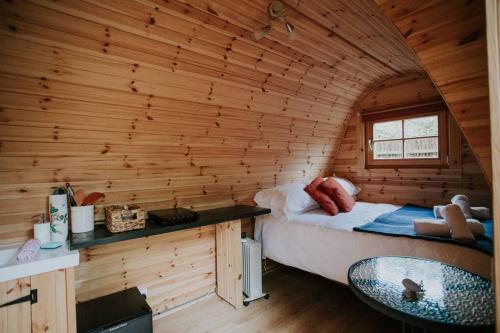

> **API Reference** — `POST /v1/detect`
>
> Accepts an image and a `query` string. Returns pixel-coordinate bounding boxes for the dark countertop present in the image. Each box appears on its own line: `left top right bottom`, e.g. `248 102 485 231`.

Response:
70 205 271 250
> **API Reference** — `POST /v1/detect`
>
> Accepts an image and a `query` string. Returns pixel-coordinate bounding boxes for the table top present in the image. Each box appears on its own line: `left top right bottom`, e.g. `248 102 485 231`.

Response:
70 205 270 250
348 256 494 331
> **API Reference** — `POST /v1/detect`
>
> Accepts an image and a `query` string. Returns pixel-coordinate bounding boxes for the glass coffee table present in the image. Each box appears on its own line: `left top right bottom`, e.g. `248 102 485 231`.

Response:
348 256 494 332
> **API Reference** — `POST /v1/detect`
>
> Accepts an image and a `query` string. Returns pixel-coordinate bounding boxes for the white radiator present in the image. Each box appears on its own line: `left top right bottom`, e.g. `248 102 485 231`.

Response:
241 238 268 305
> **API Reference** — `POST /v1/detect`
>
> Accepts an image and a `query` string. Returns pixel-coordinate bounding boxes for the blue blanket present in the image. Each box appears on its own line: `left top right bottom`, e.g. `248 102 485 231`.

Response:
353 204 493 255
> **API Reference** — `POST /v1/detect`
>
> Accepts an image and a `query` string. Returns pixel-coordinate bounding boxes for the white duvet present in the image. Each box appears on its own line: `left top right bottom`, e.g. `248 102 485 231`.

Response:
255 202 492 283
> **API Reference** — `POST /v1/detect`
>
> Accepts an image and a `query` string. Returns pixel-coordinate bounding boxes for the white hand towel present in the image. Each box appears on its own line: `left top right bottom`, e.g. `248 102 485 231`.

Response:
413 218 450 237
466 218 485 236
441 204 474 242
17 239 41 261
433 205 444 218
413 218 484 237
470 207 492 220
451 195 472 219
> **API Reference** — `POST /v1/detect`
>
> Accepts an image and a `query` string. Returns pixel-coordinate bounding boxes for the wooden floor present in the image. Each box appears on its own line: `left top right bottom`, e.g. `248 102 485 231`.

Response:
154 266 399 333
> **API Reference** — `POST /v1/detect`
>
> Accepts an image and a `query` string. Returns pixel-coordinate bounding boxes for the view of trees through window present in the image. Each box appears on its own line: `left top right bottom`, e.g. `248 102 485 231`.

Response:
372 115 439 160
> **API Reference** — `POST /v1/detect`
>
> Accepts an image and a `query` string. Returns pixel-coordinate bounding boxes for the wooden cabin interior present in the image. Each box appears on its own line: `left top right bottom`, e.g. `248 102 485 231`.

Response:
0 0 499 332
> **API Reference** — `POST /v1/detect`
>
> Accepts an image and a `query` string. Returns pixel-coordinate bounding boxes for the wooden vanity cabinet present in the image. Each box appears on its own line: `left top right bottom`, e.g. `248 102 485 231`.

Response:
0 268 76 333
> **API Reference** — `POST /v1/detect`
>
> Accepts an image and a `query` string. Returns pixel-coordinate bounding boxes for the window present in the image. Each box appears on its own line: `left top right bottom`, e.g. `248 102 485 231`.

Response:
364 109 448 168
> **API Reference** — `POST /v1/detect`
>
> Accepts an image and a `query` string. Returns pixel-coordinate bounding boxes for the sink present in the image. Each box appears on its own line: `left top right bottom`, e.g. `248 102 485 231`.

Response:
0 242 79 283
0 247 18 267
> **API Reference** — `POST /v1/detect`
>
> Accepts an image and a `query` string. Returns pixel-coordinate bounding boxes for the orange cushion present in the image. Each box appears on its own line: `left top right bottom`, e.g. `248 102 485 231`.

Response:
304 177 339 215
319 177 355 212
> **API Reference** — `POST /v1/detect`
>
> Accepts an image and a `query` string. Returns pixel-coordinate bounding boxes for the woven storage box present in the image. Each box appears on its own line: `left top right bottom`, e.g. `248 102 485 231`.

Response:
105 205 145 233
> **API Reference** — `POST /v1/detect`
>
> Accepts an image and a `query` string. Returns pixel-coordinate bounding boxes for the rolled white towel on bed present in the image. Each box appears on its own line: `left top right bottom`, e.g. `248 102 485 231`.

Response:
466 218 485 236
470 207 492 220
451 195 472 219
433 205 444 218
413 218 485 237
413 218 450 237
441 204 474 242
436 201 490 220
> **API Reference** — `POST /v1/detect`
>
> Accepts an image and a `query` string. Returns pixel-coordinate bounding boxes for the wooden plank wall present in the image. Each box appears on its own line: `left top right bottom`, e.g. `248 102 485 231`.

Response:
0 0 423 314
333 73 491 207
375 0 492 186
76 226 216 314
0 0 418 245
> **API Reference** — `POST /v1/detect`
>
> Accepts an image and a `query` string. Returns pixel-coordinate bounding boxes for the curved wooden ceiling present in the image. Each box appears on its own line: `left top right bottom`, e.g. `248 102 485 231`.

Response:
282 0 421 73
199 0 422 78
356 72 442 113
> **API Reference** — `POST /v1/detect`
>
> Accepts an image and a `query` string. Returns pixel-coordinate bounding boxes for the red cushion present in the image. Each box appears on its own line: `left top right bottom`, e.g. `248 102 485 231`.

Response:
319 177 355 212
304 177 339 215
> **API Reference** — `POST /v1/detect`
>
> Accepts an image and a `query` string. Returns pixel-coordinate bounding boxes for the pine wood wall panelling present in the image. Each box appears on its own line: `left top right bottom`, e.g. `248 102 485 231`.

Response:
17 0 363 106
223 0 396 77
0 25 350 122
0 11 358 125
357 72 443 112
2 58 345 127
375 0 492 186
283 0 421 73
94 0 367 97
0 55 347 125
0 0 421 313
173 0 397 79
75 226 216 314
0 93 341 148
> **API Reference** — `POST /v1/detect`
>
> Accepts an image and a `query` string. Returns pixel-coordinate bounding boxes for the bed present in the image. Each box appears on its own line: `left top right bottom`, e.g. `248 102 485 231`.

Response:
255 201 492 284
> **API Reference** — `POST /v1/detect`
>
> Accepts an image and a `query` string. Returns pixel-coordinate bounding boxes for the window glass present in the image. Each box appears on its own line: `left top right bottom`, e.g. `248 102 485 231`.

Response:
373 140 403 159
404 137 439 159
373 120 402 140
404 115 438 138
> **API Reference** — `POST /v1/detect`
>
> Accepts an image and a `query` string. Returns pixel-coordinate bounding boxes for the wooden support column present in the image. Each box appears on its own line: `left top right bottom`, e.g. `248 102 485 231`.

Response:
215 219 243 309
485 0 500 330
65 268 77 333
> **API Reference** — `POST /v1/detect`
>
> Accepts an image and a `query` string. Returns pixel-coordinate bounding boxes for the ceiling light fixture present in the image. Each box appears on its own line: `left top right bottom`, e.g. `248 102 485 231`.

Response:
253 1 297 41
254 25 272 41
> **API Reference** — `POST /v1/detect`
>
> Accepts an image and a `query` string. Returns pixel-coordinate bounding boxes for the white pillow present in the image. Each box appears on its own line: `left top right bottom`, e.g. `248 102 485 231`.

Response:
254 182 318 220
333 177 361 196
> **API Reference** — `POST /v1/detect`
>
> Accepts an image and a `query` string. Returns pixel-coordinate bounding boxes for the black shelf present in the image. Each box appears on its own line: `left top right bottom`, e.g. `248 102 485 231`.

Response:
69 205 271 250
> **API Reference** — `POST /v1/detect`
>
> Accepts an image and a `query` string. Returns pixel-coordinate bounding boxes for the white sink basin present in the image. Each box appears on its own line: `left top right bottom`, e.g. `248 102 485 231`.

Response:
0 247 18 266
0 242 79 283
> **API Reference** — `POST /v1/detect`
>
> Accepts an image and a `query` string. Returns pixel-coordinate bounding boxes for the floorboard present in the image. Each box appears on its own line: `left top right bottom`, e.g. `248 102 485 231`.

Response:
154 266 399 333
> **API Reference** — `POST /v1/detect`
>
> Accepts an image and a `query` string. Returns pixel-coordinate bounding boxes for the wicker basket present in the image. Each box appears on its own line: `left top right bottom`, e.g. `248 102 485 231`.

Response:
105 205 145 233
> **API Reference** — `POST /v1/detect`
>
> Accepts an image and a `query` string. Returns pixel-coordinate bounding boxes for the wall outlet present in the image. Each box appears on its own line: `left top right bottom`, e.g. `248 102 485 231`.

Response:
138 285 147 298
